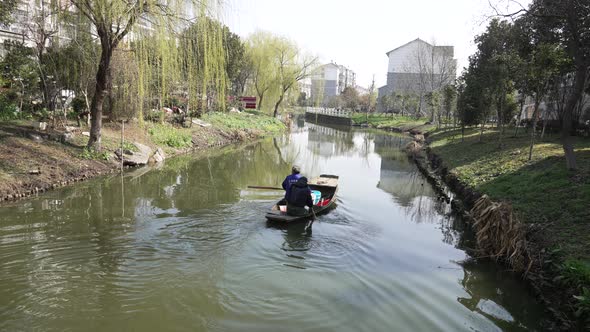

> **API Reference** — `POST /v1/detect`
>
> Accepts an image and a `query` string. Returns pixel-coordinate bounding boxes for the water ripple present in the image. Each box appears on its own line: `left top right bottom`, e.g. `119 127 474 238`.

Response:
0 129 545 332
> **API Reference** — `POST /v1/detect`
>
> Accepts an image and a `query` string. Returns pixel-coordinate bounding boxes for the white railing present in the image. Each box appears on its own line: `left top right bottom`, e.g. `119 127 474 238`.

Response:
306 107 351 118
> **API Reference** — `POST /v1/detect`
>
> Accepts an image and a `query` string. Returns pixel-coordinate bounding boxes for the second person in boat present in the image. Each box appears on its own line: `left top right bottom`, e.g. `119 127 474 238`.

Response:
286 176 314 216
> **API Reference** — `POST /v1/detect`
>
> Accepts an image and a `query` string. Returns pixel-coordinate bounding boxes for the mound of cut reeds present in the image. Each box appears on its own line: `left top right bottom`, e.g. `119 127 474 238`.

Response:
404 141 423 156
470 195 535 273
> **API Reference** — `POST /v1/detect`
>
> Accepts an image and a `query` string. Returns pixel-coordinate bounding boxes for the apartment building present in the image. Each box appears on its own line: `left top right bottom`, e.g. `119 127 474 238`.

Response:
377 38 456 112
0 0 83 57
310 62 356 106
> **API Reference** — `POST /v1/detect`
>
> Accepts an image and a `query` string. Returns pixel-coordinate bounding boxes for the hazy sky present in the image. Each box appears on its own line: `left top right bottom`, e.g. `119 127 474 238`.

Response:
224 0 531 88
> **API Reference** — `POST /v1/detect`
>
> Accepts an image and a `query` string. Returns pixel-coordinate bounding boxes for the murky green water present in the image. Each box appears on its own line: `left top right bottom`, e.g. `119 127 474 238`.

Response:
0 121 546 331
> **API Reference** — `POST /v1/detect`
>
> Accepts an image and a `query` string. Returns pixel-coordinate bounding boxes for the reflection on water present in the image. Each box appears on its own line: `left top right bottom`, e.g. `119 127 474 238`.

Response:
0 122 546 331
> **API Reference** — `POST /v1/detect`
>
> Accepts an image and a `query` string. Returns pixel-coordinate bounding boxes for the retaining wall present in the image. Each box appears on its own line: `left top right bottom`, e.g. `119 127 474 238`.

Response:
304 112 352 126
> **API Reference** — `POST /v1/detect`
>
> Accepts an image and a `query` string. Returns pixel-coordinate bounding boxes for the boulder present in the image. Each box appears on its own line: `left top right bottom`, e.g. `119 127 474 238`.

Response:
35 121 48 131
192 118 212 127
28 133 42 141
48 132 62 142
61 132 74 143
150 147 166 164
115 142 153 166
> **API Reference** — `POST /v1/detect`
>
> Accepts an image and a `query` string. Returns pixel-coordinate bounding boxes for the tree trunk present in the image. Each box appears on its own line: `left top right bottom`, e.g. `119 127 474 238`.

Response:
258 92 264 111
540 110 548 140
87 43 113 151
273 93 284 118
498 94 504 148
446 108 451 129
479 121 484 142
528 98 541 161
82 90 91 126
36 47 56 116
559 59 585 170
461 125 465 142
514 98 524 136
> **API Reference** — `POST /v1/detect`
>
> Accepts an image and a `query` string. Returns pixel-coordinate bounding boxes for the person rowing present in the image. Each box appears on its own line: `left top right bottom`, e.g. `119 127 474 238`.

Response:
281 165 301 200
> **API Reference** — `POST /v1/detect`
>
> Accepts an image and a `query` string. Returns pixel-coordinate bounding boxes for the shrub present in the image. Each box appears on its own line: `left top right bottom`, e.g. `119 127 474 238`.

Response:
560 260 590 325
0 105 19 120
122 141 139 152
71 97 86 114
562 259 590 289
205 112 285 134
144 109 164 123
79 148 110 161
148 123 192 148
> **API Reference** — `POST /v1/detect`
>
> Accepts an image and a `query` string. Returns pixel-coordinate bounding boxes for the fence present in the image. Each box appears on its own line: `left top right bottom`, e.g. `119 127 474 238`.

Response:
305 107 351 118
305 107 352 126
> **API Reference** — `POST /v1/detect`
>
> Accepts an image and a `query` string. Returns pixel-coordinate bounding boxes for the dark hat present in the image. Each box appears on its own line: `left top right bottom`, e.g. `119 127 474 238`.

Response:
294 176 308 186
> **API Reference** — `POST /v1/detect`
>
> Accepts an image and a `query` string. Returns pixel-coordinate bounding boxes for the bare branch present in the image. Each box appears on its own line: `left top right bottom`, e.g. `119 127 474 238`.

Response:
487 0 529 19
69 0 97 25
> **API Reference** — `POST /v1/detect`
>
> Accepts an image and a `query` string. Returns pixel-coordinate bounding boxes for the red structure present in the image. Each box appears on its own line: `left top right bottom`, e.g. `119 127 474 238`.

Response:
239 96 257 109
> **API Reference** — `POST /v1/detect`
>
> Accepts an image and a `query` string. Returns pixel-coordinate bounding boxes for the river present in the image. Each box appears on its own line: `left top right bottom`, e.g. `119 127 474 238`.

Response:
0 121 546 331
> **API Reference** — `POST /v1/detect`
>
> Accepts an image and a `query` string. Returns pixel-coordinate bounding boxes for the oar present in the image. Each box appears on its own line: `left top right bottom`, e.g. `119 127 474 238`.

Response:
248 185 283 190
305 207 317 233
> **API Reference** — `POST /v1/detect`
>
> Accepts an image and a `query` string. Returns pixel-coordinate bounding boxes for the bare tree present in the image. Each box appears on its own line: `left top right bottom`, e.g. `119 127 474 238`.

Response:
403 39 457 121
23 0 59 114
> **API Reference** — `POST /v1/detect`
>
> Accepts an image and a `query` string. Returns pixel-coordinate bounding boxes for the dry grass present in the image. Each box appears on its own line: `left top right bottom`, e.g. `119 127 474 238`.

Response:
470 195 534 274
404 141 423 157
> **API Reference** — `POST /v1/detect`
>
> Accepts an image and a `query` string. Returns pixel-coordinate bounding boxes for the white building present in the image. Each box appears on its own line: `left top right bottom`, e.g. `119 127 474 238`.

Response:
299 77 312 100
378 38 456 112
0 0 81 57
310 62 357 106
1 0 42 55
0 1 197 57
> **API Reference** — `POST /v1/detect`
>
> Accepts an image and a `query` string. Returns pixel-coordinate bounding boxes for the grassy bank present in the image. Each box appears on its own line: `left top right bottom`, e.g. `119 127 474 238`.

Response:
204 112 285 135
351 113 432 131
428 126 590 324
0 112 285 201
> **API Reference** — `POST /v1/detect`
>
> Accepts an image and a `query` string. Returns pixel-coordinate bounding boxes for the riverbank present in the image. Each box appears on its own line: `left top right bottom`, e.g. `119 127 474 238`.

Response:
0 112 285 202
414 126 590 329
351 113 434 133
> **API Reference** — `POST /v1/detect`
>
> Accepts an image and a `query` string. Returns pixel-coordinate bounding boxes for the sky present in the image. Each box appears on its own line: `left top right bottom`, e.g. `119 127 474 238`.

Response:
223 0 532 89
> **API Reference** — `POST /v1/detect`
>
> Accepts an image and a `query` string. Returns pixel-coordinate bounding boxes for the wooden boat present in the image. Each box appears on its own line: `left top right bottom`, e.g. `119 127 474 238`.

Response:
265 174 339 223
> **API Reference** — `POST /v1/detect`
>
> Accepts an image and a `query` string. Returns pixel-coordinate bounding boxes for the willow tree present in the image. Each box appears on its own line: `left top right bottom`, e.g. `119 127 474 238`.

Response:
271 37 316 117
246 31 315 115
67 0 224 151
175 17 227 116
247 31 279 111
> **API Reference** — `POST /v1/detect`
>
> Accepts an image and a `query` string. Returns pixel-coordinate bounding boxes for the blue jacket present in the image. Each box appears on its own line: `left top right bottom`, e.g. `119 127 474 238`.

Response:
282 173 301 199
287 177 313 208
